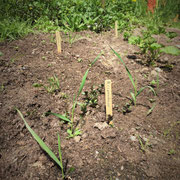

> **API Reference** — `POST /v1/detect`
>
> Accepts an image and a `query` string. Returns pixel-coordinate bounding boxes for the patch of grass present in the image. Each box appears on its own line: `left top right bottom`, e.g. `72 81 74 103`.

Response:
0 17 32 42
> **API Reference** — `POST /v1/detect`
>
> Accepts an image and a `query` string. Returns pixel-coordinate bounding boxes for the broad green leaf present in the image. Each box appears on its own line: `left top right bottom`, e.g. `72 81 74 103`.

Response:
160 46 180 56
16 109 63 169
74 129 81 136
150 43 162 50
47 112 71 122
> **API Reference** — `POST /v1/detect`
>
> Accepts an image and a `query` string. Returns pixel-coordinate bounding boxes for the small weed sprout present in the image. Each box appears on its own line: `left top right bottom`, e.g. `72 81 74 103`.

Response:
44 75 60 93
47 53 102 138
1 83 5 92
137 135 150 152
16 109 65 179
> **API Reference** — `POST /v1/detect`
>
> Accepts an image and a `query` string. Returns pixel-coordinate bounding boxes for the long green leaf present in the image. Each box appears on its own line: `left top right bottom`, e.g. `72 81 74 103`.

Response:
77 69 89 98
136 86 156 97
90 52 102 67
58 134 64 178
111 47 136 90
16 109 63 169
47 112 71 123
130 92 136 105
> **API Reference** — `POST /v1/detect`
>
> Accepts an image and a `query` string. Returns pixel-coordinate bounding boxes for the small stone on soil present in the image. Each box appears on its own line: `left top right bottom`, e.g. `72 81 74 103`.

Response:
94 122 108 130
130 135 137 142
101 128 116 139
74 136 81 143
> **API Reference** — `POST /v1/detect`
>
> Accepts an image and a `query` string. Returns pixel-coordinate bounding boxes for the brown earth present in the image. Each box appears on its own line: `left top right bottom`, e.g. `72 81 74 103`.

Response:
0 29 180 180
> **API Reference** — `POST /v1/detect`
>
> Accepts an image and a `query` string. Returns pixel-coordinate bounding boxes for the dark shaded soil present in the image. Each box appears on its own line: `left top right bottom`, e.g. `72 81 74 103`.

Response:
0 30 180 180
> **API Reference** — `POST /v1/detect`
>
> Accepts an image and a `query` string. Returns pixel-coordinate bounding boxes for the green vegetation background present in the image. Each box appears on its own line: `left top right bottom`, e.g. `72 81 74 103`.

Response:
0 0 179 41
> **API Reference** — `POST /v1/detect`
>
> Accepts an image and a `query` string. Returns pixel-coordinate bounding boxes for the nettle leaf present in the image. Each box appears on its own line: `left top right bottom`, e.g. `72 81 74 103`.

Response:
160 46 180 56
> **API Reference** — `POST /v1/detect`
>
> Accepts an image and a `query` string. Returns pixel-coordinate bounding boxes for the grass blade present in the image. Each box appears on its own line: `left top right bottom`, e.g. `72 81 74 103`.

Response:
90 52 101 67
77 69 89 98
130 92 136 105
58 134 64 178
111 47 136 90
147 103 156 116
47 112 71 123
16 109 63 169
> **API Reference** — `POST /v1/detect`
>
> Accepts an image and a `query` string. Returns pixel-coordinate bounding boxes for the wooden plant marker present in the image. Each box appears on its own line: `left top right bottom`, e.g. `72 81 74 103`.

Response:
105 80 113 123
115 21 118 38
56 31 61 54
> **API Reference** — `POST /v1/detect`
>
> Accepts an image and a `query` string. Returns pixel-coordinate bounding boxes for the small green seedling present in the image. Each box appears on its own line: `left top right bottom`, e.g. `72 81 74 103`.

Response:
47 53 102 138
137 135 150 152
168 149 176 155
1 83 5 92
16 109 65 179
111 48 156 106
33 83 43 88
44 75 60 93
0 51 3 56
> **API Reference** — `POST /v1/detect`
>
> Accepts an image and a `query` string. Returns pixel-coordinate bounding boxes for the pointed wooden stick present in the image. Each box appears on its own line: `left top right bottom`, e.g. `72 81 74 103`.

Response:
56 31 61 54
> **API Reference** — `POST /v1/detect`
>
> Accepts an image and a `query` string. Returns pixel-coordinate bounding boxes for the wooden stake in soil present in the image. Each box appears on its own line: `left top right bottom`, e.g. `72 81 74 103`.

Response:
105 80 113 122
115 21 118 38
56 31 61 54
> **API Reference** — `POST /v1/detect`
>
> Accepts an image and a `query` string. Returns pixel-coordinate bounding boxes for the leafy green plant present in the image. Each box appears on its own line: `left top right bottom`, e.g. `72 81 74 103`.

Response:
123 31 132 41
112 48 156 106
128 35 141 45
47 53 102 138
78 85 101 116
83 86 99 108
16 109 65 179
0 17 32 41
166 32 177 39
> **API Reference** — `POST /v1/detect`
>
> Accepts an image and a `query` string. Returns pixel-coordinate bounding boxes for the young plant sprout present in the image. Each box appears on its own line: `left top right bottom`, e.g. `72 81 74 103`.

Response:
111 48 156 107
47 53 102 138
16 109 65 179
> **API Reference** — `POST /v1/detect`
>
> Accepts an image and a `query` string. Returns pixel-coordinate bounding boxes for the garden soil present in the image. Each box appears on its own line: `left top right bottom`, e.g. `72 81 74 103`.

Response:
0 29 180 180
